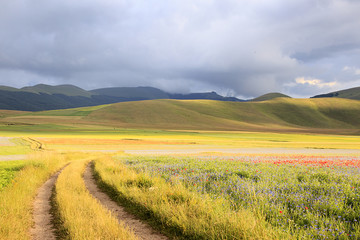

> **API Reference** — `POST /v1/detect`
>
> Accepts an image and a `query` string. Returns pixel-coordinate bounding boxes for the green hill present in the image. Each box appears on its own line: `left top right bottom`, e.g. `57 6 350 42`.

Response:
251 93 291 101
2 96 360 133
312 86 360 100
83 98 360 131
0 86 20 92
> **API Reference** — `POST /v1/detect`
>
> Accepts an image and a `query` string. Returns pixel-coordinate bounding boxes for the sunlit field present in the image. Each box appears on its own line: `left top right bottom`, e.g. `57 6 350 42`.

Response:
1 127 360 152
120 154 360 239
1 127 360 239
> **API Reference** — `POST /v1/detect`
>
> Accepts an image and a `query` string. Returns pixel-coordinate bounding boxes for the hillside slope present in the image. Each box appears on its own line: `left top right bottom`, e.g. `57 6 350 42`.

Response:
84 98 360 131
312 86 360 100
2 98 360 133
251 92 291 101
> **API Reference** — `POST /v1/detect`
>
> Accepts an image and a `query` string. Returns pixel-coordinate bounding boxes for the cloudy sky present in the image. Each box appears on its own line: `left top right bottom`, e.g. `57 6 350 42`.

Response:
1 0 360 98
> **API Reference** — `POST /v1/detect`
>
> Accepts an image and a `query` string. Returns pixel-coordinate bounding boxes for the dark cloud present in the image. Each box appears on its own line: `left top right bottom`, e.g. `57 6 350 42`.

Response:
291 43 360 62
0 0 360 98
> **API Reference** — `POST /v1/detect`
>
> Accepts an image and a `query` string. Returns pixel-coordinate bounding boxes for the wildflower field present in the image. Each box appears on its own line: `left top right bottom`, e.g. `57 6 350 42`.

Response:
123 154 360 239
1 131 360 239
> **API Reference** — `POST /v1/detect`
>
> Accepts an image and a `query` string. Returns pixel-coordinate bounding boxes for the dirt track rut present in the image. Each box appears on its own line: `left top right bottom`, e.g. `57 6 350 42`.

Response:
83 163 168 240
30 165 68 240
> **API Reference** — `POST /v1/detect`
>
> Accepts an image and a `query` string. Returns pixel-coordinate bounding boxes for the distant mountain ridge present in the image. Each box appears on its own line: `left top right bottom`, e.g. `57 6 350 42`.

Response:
0 84 244 111
1 83 358 111
21 84 93 97
91 86 169 100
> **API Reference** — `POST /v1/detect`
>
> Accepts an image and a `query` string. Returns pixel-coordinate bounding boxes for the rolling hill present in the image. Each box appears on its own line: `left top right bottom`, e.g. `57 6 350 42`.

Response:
85 98 360 130
3 98 359 134
20 84 93 97
312 86 360 100
251 92 291 101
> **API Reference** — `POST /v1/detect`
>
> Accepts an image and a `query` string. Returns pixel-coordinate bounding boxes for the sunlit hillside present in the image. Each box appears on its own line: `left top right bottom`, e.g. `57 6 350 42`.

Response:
2 98 359 134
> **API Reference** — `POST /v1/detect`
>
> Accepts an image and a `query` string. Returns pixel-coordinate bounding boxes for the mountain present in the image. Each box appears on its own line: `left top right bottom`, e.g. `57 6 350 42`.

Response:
0 86 20 92
312 86 360 100
0 84 244 111
3 98 360 133
91 86 169 100
169 91 244 102
251 92 291 101
0 89 123 111
21 84 93 97
92 87 243 102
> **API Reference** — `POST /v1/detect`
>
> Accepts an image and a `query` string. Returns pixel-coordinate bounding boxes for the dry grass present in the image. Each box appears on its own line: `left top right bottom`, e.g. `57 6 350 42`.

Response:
54 157 138 240
94 156 288 239
0 152 70 240
40 137 188 145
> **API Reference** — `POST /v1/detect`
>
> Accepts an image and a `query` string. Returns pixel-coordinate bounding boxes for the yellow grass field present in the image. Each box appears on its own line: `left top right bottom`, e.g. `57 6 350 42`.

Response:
1 121 360 239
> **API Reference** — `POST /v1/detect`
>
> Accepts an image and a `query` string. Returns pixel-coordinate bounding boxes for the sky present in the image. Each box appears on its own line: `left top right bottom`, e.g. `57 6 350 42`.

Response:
0 0 360 98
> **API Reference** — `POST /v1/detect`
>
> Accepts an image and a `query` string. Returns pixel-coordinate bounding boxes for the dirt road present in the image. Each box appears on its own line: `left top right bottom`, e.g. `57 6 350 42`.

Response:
83 163 168 240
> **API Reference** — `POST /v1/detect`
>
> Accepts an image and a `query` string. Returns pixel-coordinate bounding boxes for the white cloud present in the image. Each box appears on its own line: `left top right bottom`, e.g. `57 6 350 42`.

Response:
295 77 337 88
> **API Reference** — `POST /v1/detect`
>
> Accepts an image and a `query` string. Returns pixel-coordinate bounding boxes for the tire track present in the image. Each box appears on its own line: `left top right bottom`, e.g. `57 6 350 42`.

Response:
23 137 45 151
83 163 168 240
30 165 68 240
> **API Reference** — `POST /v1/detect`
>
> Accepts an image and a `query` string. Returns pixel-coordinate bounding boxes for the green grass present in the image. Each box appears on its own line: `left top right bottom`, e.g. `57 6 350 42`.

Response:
27 104 110 116
0 160 26 191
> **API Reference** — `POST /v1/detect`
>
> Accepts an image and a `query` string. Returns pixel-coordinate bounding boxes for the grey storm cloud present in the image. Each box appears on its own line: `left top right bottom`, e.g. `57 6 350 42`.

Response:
0 0 360 98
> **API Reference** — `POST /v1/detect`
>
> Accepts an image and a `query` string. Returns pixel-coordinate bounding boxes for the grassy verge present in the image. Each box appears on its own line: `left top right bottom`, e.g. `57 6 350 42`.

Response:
93 156 287 239
0 160 27 191
54 157 138 240
0 152 71 240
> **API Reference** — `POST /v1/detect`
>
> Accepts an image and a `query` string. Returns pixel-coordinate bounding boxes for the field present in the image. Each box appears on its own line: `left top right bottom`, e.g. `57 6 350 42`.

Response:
119 154 360 239
1 99 360 239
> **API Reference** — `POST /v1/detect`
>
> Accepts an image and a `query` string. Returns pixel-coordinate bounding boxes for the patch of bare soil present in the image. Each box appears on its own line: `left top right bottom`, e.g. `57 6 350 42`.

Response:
83 163 168 240
30 166 68 240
